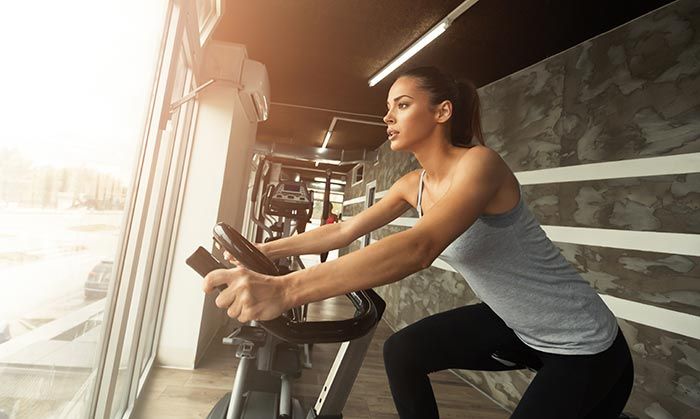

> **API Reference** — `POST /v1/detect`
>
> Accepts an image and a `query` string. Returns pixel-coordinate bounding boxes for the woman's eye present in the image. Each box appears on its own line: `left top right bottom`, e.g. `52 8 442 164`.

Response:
398 103 409 109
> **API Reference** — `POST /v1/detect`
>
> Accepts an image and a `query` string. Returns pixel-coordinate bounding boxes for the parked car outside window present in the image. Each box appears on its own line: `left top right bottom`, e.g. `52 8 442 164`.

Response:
84 261 114 299
0 320 10 344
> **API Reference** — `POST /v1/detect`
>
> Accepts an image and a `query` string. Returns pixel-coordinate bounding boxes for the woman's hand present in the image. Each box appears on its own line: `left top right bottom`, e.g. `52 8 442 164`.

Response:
222 242 270 266
202 266 291 323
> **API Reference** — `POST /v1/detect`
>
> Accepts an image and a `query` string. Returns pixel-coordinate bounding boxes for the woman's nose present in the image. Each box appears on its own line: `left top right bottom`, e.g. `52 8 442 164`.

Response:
383 111 394 125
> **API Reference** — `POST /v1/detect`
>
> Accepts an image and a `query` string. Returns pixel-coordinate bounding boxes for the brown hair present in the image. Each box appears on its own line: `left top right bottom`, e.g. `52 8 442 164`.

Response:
397 66 484 147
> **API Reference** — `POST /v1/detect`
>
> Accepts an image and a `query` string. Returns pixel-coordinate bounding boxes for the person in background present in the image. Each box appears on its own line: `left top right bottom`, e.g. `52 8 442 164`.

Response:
325 210 339 225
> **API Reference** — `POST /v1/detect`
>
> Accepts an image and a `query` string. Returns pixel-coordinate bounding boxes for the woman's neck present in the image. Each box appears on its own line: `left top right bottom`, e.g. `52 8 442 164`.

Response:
413 136 463 183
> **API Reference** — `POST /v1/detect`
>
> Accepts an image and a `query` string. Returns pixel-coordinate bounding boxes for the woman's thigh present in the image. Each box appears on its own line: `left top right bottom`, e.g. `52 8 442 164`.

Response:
383 303 533 373
511 328 632 419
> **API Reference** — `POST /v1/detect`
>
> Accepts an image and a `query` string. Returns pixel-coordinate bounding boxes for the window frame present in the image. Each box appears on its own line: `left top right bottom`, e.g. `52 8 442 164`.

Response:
85 1 216 417
351 163 364 186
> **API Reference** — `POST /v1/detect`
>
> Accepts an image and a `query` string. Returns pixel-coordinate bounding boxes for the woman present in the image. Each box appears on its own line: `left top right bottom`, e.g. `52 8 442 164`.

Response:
203 66 634 418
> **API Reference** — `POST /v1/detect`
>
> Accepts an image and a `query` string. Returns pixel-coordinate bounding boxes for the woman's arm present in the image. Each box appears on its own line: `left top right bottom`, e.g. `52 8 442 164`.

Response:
260 173 416 259
204 147 508 322
283 225 430 307
260 222 349 259
283 147 507 308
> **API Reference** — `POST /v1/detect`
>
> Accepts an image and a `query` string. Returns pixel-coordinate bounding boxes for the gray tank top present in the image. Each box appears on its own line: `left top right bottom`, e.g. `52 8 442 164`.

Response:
417 170 618 355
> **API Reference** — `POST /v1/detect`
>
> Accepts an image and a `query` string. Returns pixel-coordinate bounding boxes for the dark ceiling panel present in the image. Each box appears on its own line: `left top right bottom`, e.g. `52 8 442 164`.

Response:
327 119 387 150
256 105 334 146
214 0 464 112
214 0 675 156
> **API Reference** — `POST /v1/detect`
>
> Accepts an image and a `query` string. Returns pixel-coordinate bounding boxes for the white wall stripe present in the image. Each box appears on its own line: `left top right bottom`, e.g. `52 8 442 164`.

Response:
515 153 700 185
349 237 699 340
349 217 699 256
390 217 416 227
600 295 700 340
341 153 700 205
342 196 365 206
541 225 700 257
375 190 387 199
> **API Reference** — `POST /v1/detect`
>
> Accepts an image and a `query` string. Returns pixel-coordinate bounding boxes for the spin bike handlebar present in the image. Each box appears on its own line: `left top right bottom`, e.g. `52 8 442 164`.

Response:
211 222 386 344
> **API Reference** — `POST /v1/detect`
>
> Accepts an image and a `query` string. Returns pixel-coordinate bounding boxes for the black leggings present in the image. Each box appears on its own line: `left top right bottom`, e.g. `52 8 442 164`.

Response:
383 303 634 419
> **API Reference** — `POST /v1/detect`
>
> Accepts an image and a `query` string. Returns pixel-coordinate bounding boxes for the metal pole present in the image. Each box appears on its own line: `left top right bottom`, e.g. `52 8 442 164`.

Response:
320 169 332 262
226 354 252 419
279 375 292 417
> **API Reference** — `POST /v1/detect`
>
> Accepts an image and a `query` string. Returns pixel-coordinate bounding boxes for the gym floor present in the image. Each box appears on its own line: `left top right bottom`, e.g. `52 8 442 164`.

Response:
132 294 509 418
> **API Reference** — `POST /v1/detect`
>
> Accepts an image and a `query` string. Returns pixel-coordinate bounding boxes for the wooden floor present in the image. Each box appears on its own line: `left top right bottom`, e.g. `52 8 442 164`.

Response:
132 295 509 418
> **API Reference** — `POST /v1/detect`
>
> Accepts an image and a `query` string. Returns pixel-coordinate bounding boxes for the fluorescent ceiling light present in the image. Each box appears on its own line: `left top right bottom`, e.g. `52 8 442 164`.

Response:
369 22 448 87
321 130 333 148
368 0 480 87
314 176 346 184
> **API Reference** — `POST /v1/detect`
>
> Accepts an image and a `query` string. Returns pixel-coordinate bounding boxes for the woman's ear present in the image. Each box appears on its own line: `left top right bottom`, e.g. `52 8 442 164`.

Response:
435 100 453 123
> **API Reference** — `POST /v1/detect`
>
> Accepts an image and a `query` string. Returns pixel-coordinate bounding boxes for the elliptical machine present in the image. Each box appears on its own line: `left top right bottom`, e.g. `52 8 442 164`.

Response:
246 161 317 366
186 223 386 419
248 158 313 272
260 179 313 271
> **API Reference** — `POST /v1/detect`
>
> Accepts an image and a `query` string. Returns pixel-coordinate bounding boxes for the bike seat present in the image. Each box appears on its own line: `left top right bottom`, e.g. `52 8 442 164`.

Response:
490 350 542 372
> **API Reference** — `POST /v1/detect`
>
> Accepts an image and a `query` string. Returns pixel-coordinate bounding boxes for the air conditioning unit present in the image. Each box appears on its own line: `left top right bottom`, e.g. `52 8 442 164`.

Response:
239 59 270 122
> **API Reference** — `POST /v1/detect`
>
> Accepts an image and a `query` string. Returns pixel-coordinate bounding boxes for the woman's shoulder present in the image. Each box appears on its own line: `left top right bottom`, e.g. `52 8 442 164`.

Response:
460 144 498 159
456 145 508 173
384 169 422 204
392 168 423 186
457 146 520 212
394 169 423 187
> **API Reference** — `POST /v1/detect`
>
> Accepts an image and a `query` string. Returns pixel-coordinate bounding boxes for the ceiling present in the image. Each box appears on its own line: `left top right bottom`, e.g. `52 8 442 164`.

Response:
213 0 674 174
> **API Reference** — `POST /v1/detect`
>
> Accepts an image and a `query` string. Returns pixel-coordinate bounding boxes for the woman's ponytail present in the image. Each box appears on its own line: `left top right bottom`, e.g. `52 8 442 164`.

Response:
453 80 484 147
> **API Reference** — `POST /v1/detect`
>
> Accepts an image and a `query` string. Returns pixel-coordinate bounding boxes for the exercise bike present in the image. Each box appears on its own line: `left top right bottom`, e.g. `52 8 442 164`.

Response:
187 222 386 419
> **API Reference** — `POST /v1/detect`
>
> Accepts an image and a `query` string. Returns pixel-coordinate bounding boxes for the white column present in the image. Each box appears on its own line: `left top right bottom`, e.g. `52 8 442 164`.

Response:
157 42 258 368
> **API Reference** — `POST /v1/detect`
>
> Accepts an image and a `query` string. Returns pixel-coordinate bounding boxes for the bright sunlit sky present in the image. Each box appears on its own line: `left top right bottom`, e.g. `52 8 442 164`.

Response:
0 1 167 182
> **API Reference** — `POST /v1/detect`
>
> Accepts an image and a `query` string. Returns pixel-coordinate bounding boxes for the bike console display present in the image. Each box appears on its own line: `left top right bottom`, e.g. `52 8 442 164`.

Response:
265 181 313 218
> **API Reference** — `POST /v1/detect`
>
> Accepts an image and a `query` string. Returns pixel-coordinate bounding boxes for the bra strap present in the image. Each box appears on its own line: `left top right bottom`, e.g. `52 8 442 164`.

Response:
417 169 426 218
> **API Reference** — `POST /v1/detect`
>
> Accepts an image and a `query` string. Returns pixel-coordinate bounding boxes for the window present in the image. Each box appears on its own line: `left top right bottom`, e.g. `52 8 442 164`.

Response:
352 164 365 185
0 1 170 418
94 3 208 418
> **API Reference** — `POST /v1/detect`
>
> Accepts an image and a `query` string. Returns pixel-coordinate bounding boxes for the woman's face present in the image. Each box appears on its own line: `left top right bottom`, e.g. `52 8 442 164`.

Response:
383 76 442 151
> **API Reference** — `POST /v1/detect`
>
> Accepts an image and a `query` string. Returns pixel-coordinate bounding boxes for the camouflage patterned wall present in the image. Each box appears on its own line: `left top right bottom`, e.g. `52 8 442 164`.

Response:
341 0 700 417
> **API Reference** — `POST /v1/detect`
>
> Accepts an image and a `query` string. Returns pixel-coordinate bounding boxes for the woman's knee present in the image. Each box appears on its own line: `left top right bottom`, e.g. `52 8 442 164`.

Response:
383 330 407 363
383 327 425 370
